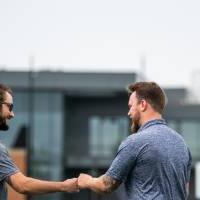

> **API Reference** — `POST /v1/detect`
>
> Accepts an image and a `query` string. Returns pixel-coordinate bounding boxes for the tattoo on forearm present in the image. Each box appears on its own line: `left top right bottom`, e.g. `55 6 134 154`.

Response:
102 175 120 193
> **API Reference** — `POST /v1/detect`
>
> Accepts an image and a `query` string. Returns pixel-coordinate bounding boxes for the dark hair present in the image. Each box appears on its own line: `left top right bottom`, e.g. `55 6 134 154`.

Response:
127 81 166 114
0 84 13 103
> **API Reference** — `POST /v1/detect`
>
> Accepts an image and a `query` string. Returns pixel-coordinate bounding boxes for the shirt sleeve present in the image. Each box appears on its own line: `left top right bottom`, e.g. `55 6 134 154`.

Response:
105 136 140 182
0 144 19 182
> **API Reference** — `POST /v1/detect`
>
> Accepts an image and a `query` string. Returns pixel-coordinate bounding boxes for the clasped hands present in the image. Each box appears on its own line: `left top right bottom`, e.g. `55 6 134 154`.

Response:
64 173 92 193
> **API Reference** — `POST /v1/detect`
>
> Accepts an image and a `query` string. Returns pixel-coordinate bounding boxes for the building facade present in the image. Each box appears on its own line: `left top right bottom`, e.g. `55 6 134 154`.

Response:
0 71 198 200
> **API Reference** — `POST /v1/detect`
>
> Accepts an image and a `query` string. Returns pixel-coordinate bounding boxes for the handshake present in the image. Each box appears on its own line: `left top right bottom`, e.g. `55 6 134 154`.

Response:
63 173 94 193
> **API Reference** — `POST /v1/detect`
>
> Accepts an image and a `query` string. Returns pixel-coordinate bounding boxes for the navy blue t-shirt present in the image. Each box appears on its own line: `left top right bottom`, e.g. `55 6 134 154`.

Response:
0 142 19 200
106 119 192 200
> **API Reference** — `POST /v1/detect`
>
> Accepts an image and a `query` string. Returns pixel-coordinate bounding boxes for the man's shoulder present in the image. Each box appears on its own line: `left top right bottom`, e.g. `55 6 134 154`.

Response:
119 133 147 150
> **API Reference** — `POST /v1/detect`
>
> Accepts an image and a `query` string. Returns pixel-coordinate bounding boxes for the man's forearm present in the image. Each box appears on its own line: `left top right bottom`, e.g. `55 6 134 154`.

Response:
8 172 78 194
78 174 120 194
15 177 64 194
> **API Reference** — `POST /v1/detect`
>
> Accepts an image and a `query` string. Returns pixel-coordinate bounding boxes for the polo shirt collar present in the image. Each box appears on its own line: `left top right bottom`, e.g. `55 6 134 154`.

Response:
138 119 166 132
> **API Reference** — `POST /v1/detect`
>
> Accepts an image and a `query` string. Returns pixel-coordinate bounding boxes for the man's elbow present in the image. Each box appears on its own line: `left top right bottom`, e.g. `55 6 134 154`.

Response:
100 185 115 194
12 181 31 194
10 182 28 194
98 175 120 194
15 186 28 194
8 173 32 194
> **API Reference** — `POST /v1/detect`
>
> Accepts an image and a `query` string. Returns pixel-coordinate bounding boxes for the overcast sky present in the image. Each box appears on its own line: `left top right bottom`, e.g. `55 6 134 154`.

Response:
1 0 200 87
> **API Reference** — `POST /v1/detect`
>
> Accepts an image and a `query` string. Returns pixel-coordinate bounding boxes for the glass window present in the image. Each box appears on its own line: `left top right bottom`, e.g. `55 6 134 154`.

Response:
180 121 200 160
89 116 129 158
30 91 64 200
31 92 64 179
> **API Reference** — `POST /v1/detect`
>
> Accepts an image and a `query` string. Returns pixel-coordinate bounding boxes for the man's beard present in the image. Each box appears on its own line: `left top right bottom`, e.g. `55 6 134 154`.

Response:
130 112 141 133
0 115 9 131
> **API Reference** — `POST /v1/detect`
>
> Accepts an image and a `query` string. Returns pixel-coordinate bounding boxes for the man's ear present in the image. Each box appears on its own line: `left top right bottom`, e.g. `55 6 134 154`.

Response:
140 99 148 112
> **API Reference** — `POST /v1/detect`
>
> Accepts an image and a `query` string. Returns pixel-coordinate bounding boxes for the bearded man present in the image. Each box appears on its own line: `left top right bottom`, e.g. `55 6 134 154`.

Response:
78 81 192 200
0 84 79 200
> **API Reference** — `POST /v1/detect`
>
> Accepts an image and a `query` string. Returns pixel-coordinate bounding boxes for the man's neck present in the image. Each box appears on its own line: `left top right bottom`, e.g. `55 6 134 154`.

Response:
140 112 162 127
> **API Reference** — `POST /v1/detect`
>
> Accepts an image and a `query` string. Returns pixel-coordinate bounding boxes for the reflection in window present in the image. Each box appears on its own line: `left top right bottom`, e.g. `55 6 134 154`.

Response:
89 116 128 157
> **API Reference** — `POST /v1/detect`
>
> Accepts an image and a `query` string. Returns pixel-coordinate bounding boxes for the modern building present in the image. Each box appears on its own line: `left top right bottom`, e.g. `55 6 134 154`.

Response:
0 70 199 200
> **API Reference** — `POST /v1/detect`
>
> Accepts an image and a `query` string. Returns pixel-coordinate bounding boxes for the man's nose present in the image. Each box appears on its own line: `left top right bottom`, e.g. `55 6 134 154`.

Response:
10 111 15 118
